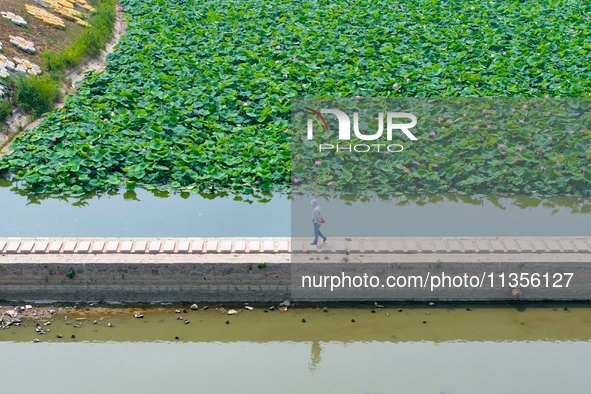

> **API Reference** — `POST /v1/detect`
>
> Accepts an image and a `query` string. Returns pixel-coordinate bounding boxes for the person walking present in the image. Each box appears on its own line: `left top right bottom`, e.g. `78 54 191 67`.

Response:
311 199 327 245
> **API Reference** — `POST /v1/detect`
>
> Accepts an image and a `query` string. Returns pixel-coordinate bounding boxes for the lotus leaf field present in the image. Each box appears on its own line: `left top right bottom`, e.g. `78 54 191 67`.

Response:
1 0 591 198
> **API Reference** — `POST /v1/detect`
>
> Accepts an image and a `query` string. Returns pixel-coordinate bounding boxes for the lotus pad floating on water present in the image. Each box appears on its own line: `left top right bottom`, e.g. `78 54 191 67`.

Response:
1 11 28 27
1 0 591 198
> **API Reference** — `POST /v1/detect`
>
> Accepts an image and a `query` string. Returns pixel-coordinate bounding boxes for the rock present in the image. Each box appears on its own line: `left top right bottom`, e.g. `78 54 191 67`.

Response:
281 300 291 307
183 310 187 314
301 318 306 323
49 310 56 314
245 306 254 311
71 335 75 339
398 309 403 312
227 310 238 315
6 310 17 318
184 320 190 324
33 338 39 343
202 306 209 310
175 310 181 313
371 308 376 313
73 324 82 328
19 306 25 311
269 306 275 311
423 321 427 324
25 305 33 310
75 318 86 321
107 323 113 327
93 320 98 325
190 304 198 311
466 308 472 311
134 313 144 319
43 322 51 326
56 334 62 338
263 309 268 313
225 320 230 324
351 319 355 323
175 336 179 340
176 316 182 320
323 307 328 313
429 302 435 307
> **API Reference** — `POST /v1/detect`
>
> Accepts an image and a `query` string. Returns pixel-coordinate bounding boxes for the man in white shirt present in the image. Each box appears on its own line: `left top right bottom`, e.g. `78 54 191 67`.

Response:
311 199 327 245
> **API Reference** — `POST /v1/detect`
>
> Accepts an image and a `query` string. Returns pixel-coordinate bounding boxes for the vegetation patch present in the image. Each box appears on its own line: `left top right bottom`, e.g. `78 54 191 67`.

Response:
1 0 590 198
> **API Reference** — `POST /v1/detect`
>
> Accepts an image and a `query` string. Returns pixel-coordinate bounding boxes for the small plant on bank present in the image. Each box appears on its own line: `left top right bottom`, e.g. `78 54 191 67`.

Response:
65 268 76 279
435 260 444 268
15 76 61 117
0 99 11 123
257 262 267 269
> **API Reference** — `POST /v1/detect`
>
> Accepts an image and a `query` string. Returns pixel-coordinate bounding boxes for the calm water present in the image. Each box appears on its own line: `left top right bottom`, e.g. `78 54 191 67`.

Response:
1 182 590 236
1 303 590 394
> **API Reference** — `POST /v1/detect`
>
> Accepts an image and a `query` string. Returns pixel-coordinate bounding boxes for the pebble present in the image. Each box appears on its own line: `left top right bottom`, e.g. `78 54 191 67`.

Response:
190 304 198 310
466 308 472 311
429 302 435 307
351 319 355 323
225 320 230 324
323 307 328 313
184 320 190 324
564 307 569 311
93 320 98 325
302 318 306 323
263 309 268 313
183 310 188 314
269 306 275 311
71 335 76 339
245 306 254 311
371 308 376 313
203 306 209 310
175 310 181 313
227 310 238 315
56 334 62 339
43 322 51 326
176 316 182 320
423 321 427 324
33 338 39 343
398 308 403 312
134 313 144 319
107 323 113 327
175 336 179 340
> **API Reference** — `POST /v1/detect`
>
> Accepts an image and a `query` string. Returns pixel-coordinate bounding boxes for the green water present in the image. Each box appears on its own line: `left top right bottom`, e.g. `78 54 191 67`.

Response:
1 303 591 394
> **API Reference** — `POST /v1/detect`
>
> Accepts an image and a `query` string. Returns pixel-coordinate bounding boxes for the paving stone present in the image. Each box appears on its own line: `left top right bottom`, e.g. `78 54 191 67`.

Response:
106 241 119 253
49 241 63 253
134 241 147 253
490 240 505 253
461 240 476 253
572 240 590 253
248 240 260 253
6 241 20 253
559 240 575 253
77 241 91 253
177 241 189 254
405 240 419 253
475 240 491 253
147 241 160 253
349 241 361 253
448 240 462 253
517 240 533 252
234 240 246 253
419 240 433 253
119 241 133 253
277 240 289 253
392 240 405 253
206 240 217 253
334 241 346 253
545 240 562 253
220 240 232 253
503 240 519 253
532 241 547 252
191 240 203 254
291 240 304 253
63 241 76 253
263 240 275 253
377 241 389 253
92 241 105 253
163 241 176 253
20 241 34 254
0 240 5 253
433 240 447 253
34 241 49 254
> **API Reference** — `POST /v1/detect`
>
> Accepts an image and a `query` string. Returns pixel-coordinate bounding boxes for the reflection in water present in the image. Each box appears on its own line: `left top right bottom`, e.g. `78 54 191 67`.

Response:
309 341 322 372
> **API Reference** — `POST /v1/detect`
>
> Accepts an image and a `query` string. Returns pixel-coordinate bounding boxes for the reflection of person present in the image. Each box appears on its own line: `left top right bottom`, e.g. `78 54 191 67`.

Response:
311 199 327 245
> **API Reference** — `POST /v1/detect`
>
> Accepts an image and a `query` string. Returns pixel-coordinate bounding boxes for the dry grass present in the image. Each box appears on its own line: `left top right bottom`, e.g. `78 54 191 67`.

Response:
0 0 88 70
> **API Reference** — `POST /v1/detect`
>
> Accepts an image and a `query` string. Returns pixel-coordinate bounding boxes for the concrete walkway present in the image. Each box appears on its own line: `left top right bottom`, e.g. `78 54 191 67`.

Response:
1 236 591 254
